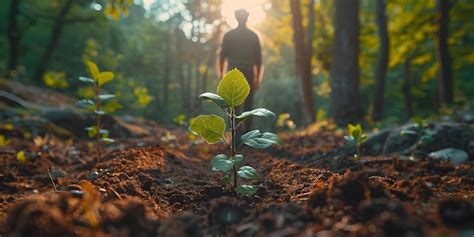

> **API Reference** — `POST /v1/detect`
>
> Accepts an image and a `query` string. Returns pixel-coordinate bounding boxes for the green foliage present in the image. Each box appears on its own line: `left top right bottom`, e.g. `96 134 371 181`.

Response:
216 69 250 107
77 60 120 162
344 124 368 159
104 0 133 20
16 151 27 164
189 69 278 197
43 71 69 89
189 115 226 144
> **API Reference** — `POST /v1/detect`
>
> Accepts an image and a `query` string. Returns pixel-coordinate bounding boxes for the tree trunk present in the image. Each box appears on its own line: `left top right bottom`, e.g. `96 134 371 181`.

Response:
290 0 315 126
372 0 389 121
6 0 20 78
402 57 413 118
436 0 453 105
32 0 74 84
329 0 362 124
162 33 171 114
306 0 315 71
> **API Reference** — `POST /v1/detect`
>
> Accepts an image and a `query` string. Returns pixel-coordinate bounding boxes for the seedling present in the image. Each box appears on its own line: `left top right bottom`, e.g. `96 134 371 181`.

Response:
16 150 27 164
77 61 120 163
189 69 279 197
344 124 367 159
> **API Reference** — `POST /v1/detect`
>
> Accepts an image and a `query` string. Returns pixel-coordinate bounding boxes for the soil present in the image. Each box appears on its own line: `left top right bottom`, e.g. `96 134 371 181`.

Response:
0 125 473 236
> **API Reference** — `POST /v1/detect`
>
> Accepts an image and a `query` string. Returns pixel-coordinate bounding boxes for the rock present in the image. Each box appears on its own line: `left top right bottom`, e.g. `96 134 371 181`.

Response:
383 123 422 155
383 122 474 157
361 128 392 156
86 171 99 181
69 190 84 198
429 148 469 165
49 168 66 178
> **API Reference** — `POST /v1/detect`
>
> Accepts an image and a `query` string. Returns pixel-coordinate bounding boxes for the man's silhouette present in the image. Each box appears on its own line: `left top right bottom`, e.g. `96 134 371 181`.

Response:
218 9 263 131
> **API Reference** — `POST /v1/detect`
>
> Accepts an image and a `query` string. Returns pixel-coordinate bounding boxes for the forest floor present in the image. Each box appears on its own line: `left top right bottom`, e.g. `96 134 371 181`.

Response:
1 122 473 237
1 79 474 236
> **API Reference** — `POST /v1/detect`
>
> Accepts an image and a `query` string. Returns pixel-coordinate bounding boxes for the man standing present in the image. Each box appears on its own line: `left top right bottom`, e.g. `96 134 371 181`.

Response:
218 9 263 131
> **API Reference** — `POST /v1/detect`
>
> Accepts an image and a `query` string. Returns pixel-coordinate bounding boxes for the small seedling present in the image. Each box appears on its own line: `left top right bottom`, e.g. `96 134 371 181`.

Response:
189 69 279 197
77 61 120 163
0 135 11 147
344 124 367 159
16 150 27 164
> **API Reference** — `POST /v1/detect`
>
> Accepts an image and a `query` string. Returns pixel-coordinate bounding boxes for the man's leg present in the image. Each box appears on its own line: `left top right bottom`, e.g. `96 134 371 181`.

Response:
240 67 255 132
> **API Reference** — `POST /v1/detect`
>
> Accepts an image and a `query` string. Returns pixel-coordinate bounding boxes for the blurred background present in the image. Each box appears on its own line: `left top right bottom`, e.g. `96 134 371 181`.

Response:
0 0 473 130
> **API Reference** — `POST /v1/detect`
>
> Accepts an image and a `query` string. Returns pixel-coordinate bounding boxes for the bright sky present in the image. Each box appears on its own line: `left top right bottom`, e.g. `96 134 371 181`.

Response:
220 0 268 28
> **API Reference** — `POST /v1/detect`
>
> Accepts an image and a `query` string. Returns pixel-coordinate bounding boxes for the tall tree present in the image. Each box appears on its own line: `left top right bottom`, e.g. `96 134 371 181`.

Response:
6 0 20 77
402 57 413 118
436 0 453 105
33 0 95 83
372 0 389 121
329 0 362 124
290 0 315 125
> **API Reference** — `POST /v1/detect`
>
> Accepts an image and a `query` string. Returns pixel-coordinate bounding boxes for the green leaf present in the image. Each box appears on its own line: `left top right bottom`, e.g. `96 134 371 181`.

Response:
94 110 106 115
100 138 115 144
400 130 418 136
99 129 109 135
211 154 234 172
221 174 232 184
352 124 362 138
189 115 226 144
86 61 99 81
262 132 280 143
344 135 355 143
16 151 27 164
235 185 257 197
76 99 95 108
360 134 368 143
234 154 244 165
199 92 227 107
242 131 279 149
98 72 114 87
237 108 275 120
241 130 261 142
217 69 250 107
99 94 116 101
103 100 122 113
244 137 279 149
85 126 97 138
238 166 257 180
78 76 95 84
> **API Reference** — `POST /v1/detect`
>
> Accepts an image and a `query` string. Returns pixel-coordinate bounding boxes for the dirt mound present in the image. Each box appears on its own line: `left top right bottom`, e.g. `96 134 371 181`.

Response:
1 128 473 236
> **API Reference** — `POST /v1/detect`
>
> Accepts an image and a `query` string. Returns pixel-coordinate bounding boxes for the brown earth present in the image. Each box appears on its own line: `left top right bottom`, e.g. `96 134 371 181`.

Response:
0 125 473 237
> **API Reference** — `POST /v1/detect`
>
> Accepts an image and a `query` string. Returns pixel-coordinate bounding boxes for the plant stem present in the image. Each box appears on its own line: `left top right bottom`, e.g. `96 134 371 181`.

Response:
94 81 102 163
230 107 237 190
356 142 361 158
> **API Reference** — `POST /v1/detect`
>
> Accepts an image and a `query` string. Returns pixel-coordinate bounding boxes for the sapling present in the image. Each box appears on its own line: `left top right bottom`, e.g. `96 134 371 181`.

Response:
344 124 368 159
189 69 279 197
77 61 119 163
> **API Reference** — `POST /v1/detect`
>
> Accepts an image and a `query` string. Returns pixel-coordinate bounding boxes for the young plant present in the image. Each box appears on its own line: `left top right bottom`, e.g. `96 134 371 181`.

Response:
77 61 120 163
344 124 368 159
189 69 279 197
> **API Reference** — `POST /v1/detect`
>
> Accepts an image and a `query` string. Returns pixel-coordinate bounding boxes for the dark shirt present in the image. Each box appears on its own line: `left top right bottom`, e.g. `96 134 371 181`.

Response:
220 26 262 69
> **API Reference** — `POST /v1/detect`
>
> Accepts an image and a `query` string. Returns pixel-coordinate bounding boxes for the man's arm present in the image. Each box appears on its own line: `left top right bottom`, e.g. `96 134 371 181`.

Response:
254 35 264 89
217 35 228 79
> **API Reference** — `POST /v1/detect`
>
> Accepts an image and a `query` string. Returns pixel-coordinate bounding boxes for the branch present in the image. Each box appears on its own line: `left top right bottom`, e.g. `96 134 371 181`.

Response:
63 17 96 24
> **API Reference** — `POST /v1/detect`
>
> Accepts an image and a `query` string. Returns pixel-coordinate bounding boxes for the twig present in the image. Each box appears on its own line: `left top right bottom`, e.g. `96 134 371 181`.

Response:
108 187 123 200
47 169 59 192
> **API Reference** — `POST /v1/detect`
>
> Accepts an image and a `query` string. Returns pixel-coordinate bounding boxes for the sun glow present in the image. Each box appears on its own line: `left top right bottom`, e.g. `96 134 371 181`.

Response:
221 0 268 28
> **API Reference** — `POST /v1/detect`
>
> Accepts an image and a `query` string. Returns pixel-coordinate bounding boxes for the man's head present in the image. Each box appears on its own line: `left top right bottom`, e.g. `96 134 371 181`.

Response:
235 9 249 25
